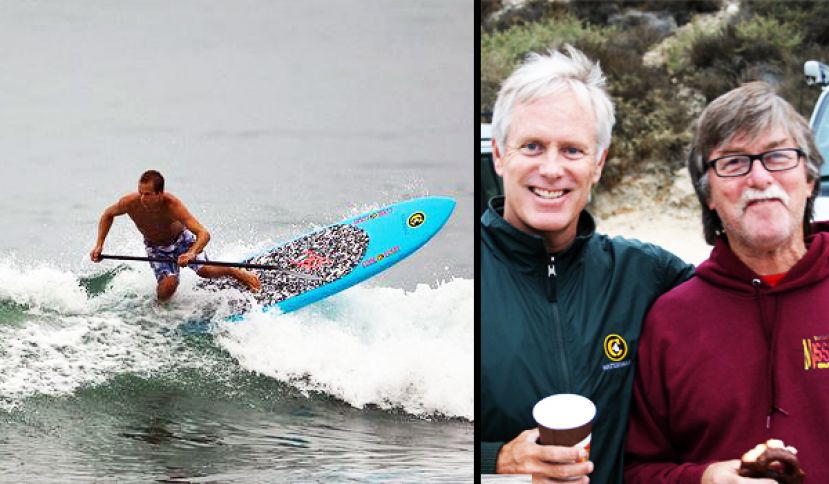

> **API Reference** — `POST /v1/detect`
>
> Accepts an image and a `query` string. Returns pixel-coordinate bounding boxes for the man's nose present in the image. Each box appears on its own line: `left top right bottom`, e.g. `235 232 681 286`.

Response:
746 158 774 187
538 151 566 177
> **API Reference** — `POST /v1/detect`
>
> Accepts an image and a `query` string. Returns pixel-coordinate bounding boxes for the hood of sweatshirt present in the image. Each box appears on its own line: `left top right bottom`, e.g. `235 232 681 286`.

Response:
695 221 829 293
693 221 829 428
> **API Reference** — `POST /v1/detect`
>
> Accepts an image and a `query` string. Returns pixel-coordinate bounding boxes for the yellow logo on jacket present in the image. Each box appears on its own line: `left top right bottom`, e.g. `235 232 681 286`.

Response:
604 334 628 362
803 334 829 370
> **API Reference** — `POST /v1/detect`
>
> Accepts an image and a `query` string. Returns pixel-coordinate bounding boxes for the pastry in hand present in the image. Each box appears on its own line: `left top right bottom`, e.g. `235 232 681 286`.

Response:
737 439 805 484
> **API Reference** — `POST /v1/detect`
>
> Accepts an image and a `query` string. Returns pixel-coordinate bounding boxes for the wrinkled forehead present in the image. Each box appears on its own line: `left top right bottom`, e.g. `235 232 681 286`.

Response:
712 124 793 154
528 83 593 114
511 87 597 133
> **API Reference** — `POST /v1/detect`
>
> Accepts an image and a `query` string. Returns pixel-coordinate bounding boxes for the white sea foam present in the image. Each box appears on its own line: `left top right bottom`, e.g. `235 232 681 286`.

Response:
0 259 89 314
0 257 473 420
215 278 473 420
0 259 212 408
0 313 167 402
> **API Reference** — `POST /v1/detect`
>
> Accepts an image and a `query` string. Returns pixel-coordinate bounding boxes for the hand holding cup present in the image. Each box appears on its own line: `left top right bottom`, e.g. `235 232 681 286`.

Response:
533 394 596 462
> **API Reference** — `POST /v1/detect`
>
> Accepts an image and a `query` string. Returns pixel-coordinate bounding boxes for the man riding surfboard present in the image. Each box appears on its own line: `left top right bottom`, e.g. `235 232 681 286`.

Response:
90 170 261 300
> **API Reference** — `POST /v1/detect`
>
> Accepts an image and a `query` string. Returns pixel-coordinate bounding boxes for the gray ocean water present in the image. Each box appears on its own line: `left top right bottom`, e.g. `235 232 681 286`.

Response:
0 2 472 482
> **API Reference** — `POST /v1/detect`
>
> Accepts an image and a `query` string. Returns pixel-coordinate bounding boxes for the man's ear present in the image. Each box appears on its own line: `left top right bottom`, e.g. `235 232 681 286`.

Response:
591 148 608 185
493 138 504 176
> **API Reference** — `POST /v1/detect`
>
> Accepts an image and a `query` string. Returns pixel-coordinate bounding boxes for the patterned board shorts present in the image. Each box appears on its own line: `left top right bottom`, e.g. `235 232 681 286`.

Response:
144 229 209 282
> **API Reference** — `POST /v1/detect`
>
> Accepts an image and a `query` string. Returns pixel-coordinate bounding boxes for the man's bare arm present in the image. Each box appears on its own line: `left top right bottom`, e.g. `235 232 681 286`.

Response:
91 195 133 262
169 196 211 256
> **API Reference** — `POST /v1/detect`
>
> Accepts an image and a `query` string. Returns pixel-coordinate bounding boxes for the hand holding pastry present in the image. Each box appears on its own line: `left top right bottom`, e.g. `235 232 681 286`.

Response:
737 439 805 484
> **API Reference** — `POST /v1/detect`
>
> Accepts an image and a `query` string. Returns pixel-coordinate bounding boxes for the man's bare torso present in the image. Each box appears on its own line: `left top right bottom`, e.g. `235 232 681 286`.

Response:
124 194 186 246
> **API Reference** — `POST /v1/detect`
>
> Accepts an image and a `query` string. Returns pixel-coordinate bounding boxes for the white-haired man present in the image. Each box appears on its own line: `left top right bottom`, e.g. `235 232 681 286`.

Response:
480 45 694 483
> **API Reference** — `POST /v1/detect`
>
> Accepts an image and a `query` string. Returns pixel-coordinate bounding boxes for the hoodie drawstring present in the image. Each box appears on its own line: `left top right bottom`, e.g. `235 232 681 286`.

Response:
752 277 789 429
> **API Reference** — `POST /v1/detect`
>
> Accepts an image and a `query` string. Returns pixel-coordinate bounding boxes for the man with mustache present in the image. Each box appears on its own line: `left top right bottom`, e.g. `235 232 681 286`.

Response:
480 45 694 483
625 82 829 483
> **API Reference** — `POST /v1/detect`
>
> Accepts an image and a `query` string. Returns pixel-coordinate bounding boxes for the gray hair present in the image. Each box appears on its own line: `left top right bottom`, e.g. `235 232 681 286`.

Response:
688 81 823 245
491 44 615 156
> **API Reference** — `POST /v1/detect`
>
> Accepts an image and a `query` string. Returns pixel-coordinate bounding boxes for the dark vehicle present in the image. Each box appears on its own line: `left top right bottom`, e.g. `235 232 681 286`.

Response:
805 60 829 220
480 123 503 215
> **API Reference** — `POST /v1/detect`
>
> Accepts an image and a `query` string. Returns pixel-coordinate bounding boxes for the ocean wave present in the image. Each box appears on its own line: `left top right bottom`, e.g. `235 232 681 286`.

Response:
0 258 473 420
216 278 473 420
0 258 236 408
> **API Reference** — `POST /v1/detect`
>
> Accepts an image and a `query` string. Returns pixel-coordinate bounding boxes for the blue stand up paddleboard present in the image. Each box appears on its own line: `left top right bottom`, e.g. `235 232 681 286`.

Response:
202 196 455 319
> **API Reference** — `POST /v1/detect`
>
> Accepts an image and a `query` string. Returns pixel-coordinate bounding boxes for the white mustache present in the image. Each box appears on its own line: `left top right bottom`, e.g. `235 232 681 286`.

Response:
738 185 790 212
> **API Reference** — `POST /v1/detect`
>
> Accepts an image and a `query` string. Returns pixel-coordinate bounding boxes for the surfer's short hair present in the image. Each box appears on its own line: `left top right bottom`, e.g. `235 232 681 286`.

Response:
139 170 165 193
491 43 615 157
687 81 822 245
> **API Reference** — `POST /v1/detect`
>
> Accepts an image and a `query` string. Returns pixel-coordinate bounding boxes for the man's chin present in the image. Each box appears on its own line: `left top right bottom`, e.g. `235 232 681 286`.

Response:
523 215 574 235
739 211 795 233
733 226 797 250
503 203 577 235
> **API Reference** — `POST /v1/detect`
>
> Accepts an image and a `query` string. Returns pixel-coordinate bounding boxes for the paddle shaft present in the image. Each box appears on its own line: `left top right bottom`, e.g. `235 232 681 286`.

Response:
98 254 320 281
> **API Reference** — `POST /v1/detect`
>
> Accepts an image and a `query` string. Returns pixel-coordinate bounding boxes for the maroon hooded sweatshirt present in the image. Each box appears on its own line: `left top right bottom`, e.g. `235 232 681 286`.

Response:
625 223 829 483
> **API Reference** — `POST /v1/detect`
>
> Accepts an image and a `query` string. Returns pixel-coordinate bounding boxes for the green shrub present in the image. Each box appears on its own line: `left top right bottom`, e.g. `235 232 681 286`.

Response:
668 15 802 103
574 24 696 190
480 1 829 196
566 0 719 27
746 0 829 45
480 13 608 112
734 16 801 62
662 22 724 74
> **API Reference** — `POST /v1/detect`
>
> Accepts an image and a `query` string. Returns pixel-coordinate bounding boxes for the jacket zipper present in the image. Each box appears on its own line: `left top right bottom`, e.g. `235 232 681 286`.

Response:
546 254 557 302
548 254 571 390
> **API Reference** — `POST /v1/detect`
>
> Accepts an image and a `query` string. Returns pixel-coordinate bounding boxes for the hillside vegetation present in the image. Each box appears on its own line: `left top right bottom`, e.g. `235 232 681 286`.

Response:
481 0 829 213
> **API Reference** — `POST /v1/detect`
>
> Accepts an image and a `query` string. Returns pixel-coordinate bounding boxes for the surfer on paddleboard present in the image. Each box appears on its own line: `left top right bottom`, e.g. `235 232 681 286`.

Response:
90 170 261 300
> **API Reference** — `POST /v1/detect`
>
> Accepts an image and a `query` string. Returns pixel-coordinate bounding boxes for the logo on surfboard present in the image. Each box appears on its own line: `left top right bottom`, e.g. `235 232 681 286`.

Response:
361 246 400 268
291 249 333 270
353 207 392 225
407 212 425 228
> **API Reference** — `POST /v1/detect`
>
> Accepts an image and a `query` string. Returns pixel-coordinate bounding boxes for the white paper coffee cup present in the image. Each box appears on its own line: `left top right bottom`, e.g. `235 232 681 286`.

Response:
532 394 596 461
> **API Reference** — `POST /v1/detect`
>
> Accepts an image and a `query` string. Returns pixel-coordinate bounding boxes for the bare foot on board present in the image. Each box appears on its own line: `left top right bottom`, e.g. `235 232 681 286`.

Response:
236 270 262 293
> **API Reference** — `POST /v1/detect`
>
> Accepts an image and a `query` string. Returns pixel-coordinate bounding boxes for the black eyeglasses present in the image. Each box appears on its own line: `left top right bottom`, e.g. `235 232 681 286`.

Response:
706 148 805 177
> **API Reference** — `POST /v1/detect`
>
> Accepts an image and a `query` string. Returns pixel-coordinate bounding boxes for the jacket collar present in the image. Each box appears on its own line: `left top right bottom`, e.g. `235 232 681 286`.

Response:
481 196 596 273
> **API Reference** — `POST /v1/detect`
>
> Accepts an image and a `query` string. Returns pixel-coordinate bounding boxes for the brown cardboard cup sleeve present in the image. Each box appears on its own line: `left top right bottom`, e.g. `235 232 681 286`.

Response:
532 394 596 461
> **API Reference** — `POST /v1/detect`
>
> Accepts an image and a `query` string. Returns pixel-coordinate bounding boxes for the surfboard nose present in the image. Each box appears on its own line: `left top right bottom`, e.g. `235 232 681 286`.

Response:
421 196 456 215
431 196 456 214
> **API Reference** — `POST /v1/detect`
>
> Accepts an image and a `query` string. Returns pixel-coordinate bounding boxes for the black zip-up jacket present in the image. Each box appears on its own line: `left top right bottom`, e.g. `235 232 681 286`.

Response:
481 197 694 483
